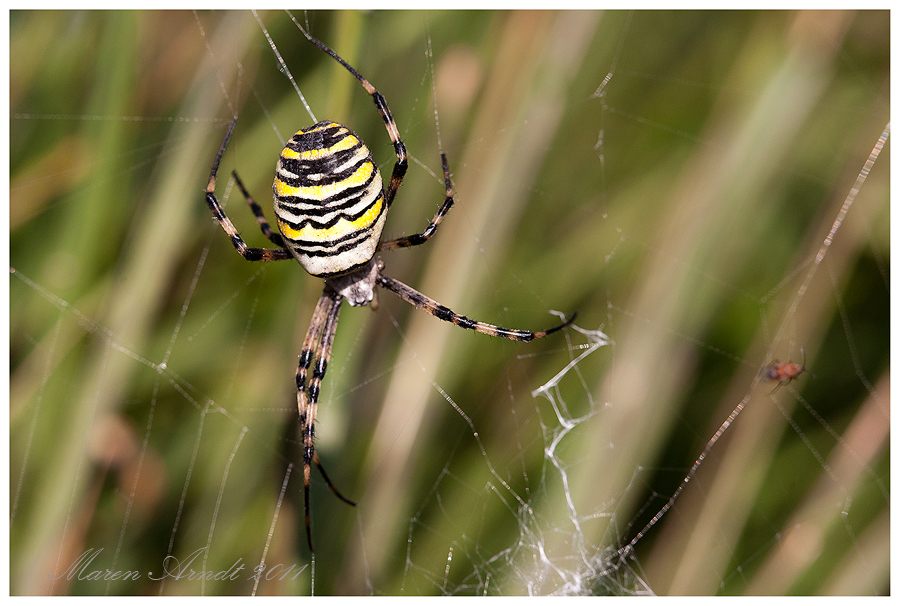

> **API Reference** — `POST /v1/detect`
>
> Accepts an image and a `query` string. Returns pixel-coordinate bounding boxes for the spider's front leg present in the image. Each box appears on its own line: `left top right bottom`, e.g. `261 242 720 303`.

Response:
296 287 356 553
376 274 576 341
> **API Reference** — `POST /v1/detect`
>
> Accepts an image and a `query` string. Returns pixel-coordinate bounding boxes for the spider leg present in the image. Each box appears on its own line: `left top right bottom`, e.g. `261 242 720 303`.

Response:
376 274 576 342
231 170 286 247
312 452 357 507
293 22 408 209
380 153 455 251
297 287 355 552
205 118 293 262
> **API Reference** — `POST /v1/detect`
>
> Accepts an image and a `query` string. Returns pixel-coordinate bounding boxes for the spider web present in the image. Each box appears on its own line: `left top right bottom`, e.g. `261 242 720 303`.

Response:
8 10 890 596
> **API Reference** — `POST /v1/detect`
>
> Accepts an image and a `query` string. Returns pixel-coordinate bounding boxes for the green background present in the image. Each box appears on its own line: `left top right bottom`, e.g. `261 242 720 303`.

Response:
10 10 890 595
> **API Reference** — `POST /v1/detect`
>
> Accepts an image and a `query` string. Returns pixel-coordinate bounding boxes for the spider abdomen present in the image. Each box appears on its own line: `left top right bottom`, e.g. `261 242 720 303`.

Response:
273 121 387 277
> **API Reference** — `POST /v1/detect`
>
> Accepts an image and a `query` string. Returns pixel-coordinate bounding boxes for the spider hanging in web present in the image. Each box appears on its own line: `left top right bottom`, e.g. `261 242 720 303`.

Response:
203 24 574 552
763 350 811 391
764 360 807 385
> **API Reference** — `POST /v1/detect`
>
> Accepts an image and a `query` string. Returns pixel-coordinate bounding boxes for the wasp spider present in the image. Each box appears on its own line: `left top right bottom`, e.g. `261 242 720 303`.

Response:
204 26 575 553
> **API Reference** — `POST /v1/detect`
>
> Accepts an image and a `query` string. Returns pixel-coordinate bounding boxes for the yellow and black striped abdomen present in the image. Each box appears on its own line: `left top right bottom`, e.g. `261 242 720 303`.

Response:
273 121 386 277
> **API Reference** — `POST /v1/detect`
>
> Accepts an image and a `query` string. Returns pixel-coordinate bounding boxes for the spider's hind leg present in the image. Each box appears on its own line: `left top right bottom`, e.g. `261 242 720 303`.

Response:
204 118 292 262
379 153 455 252
230 169 286 247
292 20 409 209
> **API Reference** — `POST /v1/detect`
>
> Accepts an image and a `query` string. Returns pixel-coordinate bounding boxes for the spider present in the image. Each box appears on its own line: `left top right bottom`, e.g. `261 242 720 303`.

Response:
763 349 811 392
764 360 808 386
203 26 574 553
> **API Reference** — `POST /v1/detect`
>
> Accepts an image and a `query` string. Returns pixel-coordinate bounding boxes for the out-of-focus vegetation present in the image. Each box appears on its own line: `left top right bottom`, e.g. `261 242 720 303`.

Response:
10 10 888 595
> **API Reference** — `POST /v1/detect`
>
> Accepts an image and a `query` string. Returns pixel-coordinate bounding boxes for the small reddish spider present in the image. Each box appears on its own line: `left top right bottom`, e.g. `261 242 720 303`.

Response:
763 360 807 386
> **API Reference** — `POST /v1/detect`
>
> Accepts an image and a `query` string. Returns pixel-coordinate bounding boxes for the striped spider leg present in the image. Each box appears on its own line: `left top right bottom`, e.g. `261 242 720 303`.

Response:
377 272 574 342
204 119 292 263
204 25 574 553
